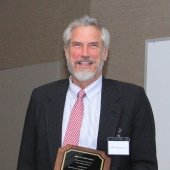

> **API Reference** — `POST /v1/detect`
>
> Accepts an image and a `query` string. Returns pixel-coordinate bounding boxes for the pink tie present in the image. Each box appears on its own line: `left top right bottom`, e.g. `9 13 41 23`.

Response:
63 90 86 146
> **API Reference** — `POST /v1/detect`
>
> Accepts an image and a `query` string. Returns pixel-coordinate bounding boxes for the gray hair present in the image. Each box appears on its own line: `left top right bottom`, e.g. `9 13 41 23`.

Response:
63 15 110 49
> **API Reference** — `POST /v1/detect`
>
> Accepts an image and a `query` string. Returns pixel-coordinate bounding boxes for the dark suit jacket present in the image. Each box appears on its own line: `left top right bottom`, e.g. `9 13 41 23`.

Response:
17 78 158 170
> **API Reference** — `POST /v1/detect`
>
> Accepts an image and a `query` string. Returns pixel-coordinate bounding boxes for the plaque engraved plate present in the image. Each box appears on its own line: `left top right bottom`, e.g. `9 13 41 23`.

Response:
54 145 111 170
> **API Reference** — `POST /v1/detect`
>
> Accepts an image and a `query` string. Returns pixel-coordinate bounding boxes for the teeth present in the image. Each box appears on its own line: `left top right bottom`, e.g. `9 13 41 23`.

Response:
78 61 92 65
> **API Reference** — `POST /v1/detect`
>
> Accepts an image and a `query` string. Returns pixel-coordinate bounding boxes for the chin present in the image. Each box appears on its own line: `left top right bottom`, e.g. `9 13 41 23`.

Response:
73 71 96 81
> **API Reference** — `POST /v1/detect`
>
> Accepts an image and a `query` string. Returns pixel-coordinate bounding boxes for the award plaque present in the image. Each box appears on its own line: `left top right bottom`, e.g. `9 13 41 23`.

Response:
54 145 111 170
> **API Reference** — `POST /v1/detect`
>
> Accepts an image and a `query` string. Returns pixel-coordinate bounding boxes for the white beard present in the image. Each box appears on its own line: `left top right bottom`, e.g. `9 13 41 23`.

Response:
67 59 104 82
73 70 96 81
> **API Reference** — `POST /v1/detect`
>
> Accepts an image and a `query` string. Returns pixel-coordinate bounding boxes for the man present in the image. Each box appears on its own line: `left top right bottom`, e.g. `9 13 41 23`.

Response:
17 16 158 170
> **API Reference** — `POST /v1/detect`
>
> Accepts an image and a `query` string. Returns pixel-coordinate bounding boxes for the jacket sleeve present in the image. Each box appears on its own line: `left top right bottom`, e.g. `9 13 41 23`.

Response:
17 90 37 170
130 87 158 170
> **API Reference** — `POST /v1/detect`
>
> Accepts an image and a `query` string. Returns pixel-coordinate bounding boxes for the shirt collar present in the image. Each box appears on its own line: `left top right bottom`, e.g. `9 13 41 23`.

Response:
68 75 102 100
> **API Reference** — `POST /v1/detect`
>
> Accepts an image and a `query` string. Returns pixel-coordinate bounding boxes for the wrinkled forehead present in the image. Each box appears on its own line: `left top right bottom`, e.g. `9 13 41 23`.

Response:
70 26 103 43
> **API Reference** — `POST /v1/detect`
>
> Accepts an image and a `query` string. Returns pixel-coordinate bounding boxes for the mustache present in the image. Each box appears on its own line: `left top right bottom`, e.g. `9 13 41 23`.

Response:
75 56 94 64
80 55 91 60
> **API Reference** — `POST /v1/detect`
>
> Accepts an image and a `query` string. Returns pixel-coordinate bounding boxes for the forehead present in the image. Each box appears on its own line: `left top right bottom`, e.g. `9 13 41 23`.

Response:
70 26 102 42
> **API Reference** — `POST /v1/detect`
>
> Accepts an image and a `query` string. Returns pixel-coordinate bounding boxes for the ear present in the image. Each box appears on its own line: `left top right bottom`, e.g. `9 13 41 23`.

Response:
64 47 69 59
103 49 109 61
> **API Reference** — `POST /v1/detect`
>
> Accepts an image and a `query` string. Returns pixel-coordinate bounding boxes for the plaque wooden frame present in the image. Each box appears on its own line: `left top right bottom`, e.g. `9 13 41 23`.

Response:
54 144 111 170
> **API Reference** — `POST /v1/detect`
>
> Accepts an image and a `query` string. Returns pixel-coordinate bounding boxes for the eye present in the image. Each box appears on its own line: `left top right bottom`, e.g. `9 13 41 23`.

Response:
72 42 82 48
89 43 99 49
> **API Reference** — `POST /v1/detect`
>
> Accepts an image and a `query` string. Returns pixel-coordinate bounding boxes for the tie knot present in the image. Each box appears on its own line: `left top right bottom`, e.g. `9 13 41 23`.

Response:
77 90 86 98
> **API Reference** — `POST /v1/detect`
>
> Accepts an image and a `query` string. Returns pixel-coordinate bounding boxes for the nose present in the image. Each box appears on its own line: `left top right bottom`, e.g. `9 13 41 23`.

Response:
82 45 89 56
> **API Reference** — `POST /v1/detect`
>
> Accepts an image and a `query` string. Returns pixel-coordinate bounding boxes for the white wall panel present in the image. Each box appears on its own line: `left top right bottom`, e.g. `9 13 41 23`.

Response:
0 61 62 169
145 38 170 170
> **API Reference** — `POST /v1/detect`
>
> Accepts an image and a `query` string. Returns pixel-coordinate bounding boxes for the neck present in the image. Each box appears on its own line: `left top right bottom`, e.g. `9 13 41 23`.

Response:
71 73 102 89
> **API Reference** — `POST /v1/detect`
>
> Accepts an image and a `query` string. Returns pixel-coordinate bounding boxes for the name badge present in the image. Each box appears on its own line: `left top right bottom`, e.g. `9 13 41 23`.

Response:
107 137 130 155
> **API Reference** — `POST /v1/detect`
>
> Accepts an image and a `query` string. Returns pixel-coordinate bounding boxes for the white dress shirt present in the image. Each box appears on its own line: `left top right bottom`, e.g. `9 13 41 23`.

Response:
62 75 102 149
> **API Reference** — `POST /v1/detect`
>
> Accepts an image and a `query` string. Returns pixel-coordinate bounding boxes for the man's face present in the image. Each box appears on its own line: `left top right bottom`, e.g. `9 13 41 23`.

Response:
65 26 108 82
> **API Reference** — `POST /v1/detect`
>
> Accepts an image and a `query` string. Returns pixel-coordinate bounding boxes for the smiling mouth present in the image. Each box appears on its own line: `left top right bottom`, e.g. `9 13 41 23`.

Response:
77 61 93 66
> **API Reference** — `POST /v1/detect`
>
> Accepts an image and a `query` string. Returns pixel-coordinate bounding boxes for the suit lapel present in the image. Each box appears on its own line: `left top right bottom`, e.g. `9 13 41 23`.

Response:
97 78 123 151
45 80 69 167
45 78 123 165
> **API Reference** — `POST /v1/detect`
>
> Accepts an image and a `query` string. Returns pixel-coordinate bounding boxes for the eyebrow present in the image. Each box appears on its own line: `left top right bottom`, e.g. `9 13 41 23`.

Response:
71 41 100 45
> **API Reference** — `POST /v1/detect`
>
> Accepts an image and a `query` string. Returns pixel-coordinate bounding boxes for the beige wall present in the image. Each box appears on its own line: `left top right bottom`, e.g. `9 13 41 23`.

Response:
0 0 90 69
1 0 170 85
91 0 170 86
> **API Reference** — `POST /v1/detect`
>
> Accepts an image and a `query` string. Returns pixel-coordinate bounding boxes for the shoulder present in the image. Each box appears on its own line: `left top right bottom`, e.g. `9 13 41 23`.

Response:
35 78 69 91
103 78 150 111
103 78 144 94
102 78 148 104
31 79 69 99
